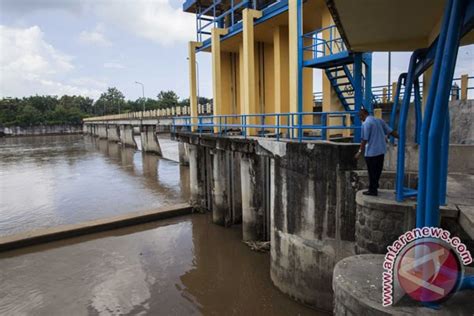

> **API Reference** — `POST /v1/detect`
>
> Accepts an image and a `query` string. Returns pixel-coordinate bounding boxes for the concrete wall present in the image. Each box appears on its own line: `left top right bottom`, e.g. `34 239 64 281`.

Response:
107 125 121 142
384 143 474 174
140 125 161 155
119 125 137 148
176 133 362 312
0 125 82 137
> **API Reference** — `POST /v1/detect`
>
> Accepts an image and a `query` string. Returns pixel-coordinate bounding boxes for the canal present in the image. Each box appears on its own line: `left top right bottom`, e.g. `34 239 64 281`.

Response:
0 135 319 315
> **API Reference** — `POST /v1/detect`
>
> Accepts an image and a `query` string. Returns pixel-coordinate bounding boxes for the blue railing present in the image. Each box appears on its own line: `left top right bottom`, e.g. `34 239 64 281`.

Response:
172 111 360 142
302 25 347 61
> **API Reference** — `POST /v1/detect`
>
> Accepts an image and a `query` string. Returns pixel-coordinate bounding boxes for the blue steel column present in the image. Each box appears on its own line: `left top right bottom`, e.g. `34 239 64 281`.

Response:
353 53 362 142
389 73 406 144
363 53 373 113
416 0 453 228
425 0 465 227
297 0 303 142
395 50 421 202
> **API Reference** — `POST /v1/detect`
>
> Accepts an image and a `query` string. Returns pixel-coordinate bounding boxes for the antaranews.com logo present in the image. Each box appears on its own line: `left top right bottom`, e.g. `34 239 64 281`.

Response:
382 227 472 306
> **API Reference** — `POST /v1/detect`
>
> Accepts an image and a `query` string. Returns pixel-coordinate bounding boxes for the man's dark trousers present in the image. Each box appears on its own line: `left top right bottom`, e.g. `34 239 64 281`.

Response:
365 154 384 194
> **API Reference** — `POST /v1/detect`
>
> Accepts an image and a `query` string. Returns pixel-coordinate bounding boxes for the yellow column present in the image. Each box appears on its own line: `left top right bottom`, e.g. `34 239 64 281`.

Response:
273 26 290 134
211 27 228 132
242 9 262 135
391 82 397 102
374 108 382 119
188 41 202 131
423 66 433 109
321 7 344 137
288 0 298 114
461 74 468 101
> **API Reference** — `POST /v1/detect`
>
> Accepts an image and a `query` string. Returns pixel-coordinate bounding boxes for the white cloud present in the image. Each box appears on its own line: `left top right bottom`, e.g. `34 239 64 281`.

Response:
103 62 125 69
92 0 195 45
79 23 111 47
0 25 101 98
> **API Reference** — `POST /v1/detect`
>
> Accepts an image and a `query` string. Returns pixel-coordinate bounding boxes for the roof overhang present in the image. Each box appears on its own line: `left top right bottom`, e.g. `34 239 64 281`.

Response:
327 0 474 52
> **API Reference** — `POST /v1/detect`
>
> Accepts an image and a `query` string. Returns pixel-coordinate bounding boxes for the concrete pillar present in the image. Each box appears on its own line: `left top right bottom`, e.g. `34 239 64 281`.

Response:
119 125 137 148
242 9 262 135
240 153 265 241
107 124 120 142
211 149 229 225
178 142 189 166
98 124 108 139
140 125 162 155
188 144 207 210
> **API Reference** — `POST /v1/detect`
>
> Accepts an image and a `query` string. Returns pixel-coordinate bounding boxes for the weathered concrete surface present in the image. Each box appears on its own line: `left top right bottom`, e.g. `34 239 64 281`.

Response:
0 204 192 252
269 141 360 312
140 125 162 154
178 142 189 165
188 144 208 210
107 124 121 142
157 136 180 162
0 125 83 137
355 190 458 254
448 99 473 145
120 125 137 148
97 125 108 139
241 153 267 241
333 255 474 315
384 144 474 174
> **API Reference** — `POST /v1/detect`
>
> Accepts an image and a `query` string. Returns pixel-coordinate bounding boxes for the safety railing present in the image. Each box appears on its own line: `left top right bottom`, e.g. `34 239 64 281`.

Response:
196 0 281 42
171 111 360 142
302 25 347 61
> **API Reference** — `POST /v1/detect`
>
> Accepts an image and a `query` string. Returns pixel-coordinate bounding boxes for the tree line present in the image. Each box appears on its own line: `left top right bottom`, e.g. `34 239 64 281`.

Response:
0 87 211 126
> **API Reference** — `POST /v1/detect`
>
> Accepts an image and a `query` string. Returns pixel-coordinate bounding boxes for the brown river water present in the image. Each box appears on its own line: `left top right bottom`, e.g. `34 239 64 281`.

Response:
0 135 319 315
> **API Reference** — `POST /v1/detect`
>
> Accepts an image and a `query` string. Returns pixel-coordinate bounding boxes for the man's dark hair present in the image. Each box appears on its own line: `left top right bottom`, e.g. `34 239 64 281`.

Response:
359 109 369 115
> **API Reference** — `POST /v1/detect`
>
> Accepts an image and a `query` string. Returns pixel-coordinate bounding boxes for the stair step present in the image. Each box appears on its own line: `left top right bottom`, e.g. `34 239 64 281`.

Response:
328 67 345 73
331 75 348 80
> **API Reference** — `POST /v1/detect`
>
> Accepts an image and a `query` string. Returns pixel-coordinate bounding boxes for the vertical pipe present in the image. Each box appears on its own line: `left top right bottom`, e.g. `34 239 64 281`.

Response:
363 53 373 113
416 0 453 228
353 53 363 142
395 50 421 202
425 0 465 227
297 0 303 142
389 73 406 144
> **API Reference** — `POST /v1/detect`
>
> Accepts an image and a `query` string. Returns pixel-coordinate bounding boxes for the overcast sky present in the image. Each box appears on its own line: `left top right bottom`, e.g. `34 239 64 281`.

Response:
0 0 473 101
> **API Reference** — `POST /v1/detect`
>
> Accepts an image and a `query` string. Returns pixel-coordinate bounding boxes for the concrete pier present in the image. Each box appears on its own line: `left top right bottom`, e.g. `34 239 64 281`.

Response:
120 125 137 148
140 125 162 155
178 142 189 165
97 124 108 139
107 124 121 142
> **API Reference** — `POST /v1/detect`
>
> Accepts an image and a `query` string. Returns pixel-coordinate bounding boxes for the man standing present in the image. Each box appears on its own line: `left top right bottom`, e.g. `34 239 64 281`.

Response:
355 109 399 196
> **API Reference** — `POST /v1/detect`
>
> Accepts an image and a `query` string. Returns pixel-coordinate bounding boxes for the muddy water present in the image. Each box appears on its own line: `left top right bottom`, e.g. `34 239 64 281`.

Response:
0 135 189 236
0 214 319 315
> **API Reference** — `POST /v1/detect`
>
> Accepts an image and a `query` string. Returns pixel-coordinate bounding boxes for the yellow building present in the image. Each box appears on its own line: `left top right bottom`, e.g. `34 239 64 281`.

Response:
184 0 373 140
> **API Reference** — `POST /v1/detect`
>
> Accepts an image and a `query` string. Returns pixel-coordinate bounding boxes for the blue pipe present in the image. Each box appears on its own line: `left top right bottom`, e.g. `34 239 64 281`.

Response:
416 0 453 228
414 79 422 144
389 73 406 144
395 49 422 202
439 113 450 206
425 0 465 227
353 53 363 142
363 53 373 113
297 0 303 142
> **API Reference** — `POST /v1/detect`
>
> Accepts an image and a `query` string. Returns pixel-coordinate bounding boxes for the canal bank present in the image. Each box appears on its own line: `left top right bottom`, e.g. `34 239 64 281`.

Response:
0 124 83 137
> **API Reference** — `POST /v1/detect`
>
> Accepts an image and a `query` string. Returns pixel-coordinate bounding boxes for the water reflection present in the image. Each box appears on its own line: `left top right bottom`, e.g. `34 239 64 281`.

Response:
0 135 189 236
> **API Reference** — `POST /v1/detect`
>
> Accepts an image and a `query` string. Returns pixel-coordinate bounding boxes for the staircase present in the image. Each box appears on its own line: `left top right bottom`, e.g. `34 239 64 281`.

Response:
302 25 372 112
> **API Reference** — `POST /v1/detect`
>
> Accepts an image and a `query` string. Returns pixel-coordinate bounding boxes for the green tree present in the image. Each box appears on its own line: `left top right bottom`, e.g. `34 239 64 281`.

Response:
17 105 42 126
157 90 179 109
94 87 125 115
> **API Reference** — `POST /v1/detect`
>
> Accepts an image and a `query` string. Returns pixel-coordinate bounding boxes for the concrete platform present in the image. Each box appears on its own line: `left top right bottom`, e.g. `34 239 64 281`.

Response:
333 255 474 315
0 203 192 252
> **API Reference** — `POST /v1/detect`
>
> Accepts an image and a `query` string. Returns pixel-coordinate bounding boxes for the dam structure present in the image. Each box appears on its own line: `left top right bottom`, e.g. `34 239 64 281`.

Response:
83 0 474 314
